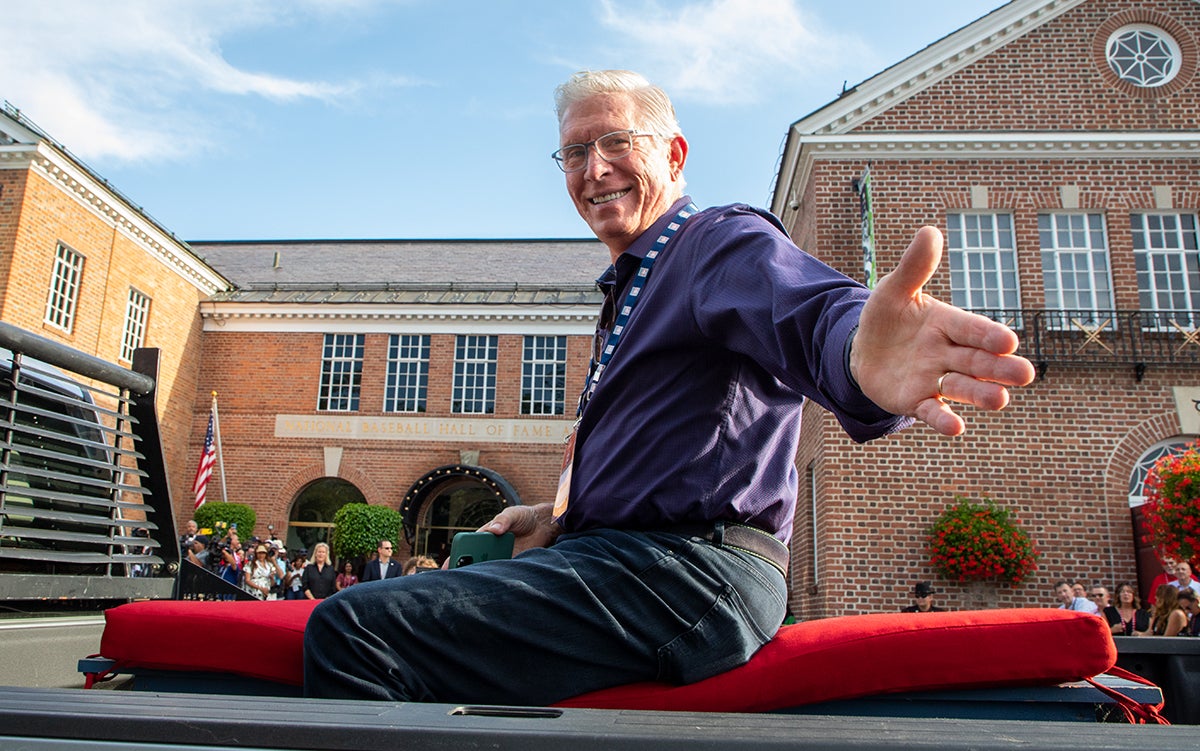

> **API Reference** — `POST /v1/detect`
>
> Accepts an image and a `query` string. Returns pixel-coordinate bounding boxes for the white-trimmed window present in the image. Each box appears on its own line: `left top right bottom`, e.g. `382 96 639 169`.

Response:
1132 212 1200 330
521 335 567 415
1039 213 1114 325
318 334 364 412
44 242 85 333
1106 24 1181 88
119 288 151 364
946 213 1021 327
453 335 497 414
384 334 430 413
1129 437 1196 507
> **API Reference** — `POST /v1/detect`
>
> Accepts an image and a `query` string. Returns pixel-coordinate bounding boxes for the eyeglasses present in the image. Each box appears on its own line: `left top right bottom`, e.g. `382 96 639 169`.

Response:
551 129 661 173
1089 593 1105 598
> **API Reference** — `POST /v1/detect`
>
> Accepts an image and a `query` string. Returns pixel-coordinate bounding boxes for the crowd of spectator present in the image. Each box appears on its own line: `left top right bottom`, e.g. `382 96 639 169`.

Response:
1053 558 1200 637
178 521 442 601
895 559 1199 638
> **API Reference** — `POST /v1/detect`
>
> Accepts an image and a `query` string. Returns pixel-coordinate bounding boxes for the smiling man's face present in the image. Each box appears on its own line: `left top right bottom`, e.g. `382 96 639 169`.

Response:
560 92 686 261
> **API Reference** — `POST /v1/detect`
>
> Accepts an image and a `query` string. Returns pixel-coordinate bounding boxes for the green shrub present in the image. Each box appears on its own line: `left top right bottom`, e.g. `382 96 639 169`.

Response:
330 503 403 560
194 502 257 541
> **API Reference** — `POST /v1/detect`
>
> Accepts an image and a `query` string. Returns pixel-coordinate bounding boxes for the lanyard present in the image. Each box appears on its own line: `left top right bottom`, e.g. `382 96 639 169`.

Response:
576 202 697 416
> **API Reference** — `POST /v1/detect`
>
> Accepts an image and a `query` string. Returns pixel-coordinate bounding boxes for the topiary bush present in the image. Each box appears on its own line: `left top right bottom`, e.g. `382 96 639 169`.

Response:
330 503 403 561
194 502 257 541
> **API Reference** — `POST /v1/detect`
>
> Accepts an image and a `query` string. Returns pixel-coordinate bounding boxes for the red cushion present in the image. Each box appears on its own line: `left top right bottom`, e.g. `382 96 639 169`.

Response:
554 609 1116 712
99 602 1115 709
100 600 319 686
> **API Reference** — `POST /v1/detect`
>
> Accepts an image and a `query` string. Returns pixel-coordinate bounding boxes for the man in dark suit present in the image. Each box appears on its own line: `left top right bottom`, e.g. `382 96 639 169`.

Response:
361 540 401 581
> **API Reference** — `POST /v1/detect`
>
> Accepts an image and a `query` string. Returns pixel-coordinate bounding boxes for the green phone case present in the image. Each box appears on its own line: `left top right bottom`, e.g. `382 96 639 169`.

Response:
448 531 515 568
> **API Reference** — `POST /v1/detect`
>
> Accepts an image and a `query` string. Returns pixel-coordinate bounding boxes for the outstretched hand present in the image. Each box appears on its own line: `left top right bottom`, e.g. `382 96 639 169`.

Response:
849 226 1036 436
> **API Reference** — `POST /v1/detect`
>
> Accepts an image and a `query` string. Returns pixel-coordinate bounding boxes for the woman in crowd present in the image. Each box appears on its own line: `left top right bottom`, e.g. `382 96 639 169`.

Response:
1149 584 1188 636
1108 582 1150 636
302 542 337 600
336 560 359 591
283 553 307 600
243 544 278 600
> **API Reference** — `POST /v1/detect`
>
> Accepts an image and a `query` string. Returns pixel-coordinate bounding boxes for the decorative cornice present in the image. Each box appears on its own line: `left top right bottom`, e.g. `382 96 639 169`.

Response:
781 131 1200 219
0 142 229 296
800 130 1200 159
200 302 601 335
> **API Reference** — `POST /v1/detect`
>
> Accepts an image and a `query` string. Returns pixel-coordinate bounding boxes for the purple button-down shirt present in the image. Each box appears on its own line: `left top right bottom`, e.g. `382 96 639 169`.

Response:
561 197 911 543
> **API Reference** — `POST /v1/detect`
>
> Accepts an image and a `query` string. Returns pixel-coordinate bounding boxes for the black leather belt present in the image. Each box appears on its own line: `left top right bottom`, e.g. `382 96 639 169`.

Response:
662 521 789 577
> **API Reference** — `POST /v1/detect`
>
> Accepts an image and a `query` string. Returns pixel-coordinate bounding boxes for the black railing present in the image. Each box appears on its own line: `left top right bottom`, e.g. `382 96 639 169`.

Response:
0 322 178 601
968 308 1200 380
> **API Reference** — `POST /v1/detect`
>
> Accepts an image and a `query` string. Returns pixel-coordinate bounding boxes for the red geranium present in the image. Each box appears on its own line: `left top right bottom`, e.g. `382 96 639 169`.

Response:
1143 442 1200 563
927 496 1039 585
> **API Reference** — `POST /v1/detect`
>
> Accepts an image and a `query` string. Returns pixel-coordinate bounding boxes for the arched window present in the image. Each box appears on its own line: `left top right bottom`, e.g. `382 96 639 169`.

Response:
1129 436 1195 507
287 478 365 553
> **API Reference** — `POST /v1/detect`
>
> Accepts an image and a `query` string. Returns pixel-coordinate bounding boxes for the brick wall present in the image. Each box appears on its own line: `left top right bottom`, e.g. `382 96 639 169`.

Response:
791 366 1189 617
184 330 589 535
0 161 208 523
856 0 1199 133
783 0 1200 617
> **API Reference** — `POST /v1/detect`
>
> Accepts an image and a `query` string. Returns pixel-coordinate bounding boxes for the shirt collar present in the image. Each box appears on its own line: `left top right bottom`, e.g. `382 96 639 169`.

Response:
595 195 694 289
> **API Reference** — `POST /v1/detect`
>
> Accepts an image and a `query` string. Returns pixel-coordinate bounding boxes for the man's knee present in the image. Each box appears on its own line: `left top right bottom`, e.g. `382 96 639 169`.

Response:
304 594 346 661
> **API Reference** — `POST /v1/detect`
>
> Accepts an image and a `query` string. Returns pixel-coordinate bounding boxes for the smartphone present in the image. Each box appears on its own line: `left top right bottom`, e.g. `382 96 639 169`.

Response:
448 531 514 568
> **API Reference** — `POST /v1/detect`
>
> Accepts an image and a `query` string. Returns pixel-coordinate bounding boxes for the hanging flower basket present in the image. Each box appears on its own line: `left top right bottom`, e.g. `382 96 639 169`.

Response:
1143 441 1200 564
927 496 1038 585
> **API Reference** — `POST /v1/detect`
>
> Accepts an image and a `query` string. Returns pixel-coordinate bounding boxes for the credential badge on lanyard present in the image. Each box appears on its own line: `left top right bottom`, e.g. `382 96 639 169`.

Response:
553 203 698 521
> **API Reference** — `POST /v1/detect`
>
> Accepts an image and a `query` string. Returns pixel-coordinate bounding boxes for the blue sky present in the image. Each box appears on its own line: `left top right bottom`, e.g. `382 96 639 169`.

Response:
0 0 1007 241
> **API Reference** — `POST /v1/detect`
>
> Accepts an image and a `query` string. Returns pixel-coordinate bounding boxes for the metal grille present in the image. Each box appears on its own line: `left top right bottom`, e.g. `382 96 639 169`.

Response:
0 322 176 600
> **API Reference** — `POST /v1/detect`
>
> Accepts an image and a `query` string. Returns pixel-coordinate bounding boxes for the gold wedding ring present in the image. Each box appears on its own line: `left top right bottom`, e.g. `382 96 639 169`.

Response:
936 372 951 401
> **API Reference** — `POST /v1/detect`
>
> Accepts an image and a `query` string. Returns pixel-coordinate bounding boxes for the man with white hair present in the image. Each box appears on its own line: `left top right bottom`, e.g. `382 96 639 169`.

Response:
304 70 1034 705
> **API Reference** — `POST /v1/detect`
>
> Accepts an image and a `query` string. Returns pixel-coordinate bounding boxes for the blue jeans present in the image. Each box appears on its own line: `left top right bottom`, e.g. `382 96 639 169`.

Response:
303 528 786 704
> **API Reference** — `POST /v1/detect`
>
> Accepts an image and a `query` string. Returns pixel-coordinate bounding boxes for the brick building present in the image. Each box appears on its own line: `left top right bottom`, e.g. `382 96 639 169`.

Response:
0 105 229 515
1 0 1196 618
186 239 606 560
771 0 1200 616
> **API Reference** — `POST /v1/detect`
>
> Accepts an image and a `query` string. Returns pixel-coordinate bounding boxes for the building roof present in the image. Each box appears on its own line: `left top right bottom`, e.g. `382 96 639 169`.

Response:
0 104 231 294
190 239 610 304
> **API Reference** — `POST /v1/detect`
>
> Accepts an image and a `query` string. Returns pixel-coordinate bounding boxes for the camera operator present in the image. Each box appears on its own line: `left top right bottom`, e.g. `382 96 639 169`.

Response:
206 529 244 586
186 535 211 569
179 519 198 560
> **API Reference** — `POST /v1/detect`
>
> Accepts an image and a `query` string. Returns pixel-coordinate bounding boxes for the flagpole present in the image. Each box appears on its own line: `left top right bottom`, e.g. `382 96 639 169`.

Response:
210 391 229 505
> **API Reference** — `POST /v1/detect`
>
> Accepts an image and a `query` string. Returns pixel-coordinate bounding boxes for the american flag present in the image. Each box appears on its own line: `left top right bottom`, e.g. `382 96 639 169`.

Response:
192 405 217 509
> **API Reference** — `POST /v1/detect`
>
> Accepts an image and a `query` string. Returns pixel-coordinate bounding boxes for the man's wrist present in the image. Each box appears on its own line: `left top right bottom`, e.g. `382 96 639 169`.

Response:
844 324 862 392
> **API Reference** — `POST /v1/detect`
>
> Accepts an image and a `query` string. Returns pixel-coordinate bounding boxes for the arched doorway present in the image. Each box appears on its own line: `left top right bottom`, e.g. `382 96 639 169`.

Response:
1128 436 1197 599
287 477 366 554
400 465 519 564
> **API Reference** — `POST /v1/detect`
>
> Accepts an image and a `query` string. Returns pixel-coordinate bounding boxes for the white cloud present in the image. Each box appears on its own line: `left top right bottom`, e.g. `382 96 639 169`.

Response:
596 0 867 105
0 0 397 162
